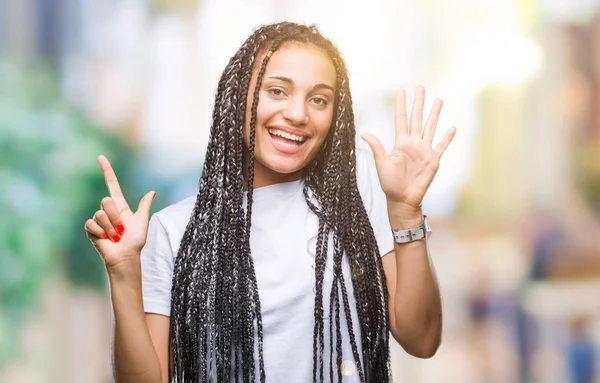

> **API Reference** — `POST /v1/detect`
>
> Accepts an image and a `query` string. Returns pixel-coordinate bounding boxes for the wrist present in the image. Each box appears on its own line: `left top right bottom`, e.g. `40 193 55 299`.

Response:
106 257 142 281
387 200 423 229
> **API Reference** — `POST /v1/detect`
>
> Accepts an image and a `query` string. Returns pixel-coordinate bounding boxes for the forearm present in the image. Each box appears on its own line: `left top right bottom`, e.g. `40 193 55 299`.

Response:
388 201 442 357
108 261 163 383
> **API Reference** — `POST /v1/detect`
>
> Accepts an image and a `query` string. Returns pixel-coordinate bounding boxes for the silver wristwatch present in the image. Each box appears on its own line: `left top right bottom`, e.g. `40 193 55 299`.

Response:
392 215 432 244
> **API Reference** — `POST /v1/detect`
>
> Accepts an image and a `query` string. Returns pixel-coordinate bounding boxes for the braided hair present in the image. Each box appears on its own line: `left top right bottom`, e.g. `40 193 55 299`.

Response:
169 22 391 382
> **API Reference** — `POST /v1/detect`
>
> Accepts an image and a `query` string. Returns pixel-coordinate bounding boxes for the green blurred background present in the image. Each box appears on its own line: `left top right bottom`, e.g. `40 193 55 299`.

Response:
1 0 600 382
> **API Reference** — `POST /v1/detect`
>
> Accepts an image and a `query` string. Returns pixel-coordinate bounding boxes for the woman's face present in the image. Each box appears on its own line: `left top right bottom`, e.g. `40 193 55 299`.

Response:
244 42 337 188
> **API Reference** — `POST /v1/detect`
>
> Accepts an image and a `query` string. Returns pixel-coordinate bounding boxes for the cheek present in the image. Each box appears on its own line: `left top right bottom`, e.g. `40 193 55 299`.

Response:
247 96 276 130
314 113 334 143
255 99 280 123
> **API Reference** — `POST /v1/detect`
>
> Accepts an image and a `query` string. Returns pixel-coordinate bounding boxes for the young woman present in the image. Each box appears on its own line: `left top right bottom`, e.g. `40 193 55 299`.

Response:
85 22 456 383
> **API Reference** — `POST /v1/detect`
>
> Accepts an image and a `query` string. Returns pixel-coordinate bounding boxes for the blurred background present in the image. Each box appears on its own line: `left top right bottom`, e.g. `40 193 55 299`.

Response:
1 0 600 382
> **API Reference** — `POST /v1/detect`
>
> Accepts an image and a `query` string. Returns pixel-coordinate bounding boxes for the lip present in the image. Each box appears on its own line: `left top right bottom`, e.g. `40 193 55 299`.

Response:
265 125 310 155
266 125 310 138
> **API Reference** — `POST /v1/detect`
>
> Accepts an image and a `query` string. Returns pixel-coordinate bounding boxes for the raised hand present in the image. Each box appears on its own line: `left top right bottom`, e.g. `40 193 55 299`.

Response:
84 155 156 272
361 86 456 209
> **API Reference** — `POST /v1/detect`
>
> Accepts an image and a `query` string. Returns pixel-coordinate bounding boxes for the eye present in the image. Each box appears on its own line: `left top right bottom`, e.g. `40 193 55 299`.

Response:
267 88 286 97
311 97 328 107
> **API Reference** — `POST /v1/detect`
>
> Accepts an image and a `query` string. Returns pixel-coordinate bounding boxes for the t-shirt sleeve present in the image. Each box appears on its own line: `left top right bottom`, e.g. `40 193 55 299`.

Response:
141 213 175 316
356 149 395 258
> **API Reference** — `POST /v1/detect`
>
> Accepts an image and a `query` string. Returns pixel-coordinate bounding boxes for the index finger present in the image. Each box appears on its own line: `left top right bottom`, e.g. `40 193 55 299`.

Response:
96 155 129 211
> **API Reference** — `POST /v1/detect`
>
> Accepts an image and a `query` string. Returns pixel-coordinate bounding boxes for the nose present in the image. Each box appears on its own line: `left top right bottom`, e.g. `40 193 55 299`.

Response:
281 98 309 126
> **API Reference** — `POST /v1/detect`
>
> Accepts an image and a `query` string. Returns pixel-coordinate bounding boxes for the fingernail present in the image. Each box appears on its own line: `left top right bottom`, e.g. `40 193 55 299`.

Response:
103 233 109 239
116 224 125 233
112 234 121 243
152 192 156 200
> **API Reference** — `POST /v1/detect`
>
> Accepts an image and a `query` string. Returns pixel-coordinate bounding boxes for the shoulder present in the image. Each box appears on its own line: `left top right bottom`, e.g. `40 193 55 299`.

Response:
355 146 377 174
355 147 372 164
354 148 394 256
355 147 378 193
152 194 197 233
142 194 196 262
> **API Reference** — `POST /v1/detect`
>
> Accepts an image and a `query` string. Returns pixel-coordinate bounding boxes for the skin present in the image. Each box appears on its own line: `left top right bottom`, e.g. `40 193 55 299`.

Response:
243 42 337 189
362 86 457 357
86 42 456 382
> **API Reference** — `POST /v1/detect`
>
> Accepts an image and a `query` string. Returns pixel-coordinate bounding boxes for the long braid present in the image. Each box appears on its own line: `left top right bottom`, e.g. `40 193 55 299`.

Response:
336 68 390 382
217 42 248 381
170 22 391 382
304 37 391 381
243 38 282 383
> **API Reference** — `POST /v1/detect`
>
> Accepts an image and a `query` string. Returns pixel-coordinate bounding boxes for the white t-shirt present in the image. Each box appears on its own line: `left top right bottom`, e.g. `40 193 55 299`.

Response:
141 148 394 382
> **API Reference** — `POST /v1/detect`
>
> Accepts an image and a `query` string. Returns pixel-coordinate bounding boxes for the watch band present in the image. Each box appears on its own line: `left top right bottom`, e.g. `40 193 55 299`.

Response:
391 215 432 244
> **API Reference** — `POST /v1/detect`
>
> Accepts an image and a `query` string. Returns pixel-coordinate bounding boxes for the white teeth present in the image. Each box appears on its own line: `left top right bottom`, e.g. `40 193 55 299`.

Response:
268 129 305 142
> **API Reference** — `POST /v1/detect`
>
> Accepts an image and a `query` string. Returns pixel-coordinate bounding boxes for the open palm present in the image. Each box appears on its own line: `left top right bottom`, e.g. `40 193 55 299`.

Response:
362 87 456 208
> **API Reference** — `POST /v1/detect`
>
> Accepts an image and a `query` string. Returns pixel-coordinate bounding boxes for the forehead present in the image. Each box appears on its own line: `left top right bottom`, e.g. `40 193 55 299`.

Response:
260 43 337 86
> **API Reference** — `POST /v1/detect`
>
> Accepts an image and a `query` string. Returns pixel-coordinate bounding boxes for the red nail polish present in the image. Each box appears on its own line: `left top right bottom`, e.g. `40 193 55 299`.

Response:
103 233 109 239
112 234 121 242
116 224 125 233
152 192 156 200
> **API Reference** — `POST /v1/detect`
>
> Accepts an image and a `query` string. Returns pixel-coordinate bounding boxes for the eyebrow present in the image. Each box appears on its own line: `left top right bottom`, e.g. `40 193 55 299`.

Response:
268 76 335 93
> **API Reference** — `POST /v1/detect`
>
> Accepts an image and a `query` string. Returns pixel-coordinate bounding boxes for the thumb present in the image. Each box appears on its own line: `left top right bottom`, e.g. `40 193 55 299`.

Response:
136 191 156 218
360 133 387 163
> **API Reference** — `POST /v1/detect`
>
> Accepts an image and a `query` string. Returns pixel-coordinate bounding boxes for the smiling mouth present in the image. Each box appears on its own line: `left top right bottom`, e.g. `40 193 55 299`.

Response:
267 128 307 147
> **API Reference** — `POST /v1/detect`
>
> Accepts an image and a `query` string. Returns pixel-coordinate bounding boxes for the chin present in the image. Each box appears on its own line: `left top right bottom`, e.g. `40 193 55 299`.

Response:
259 152 309 175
